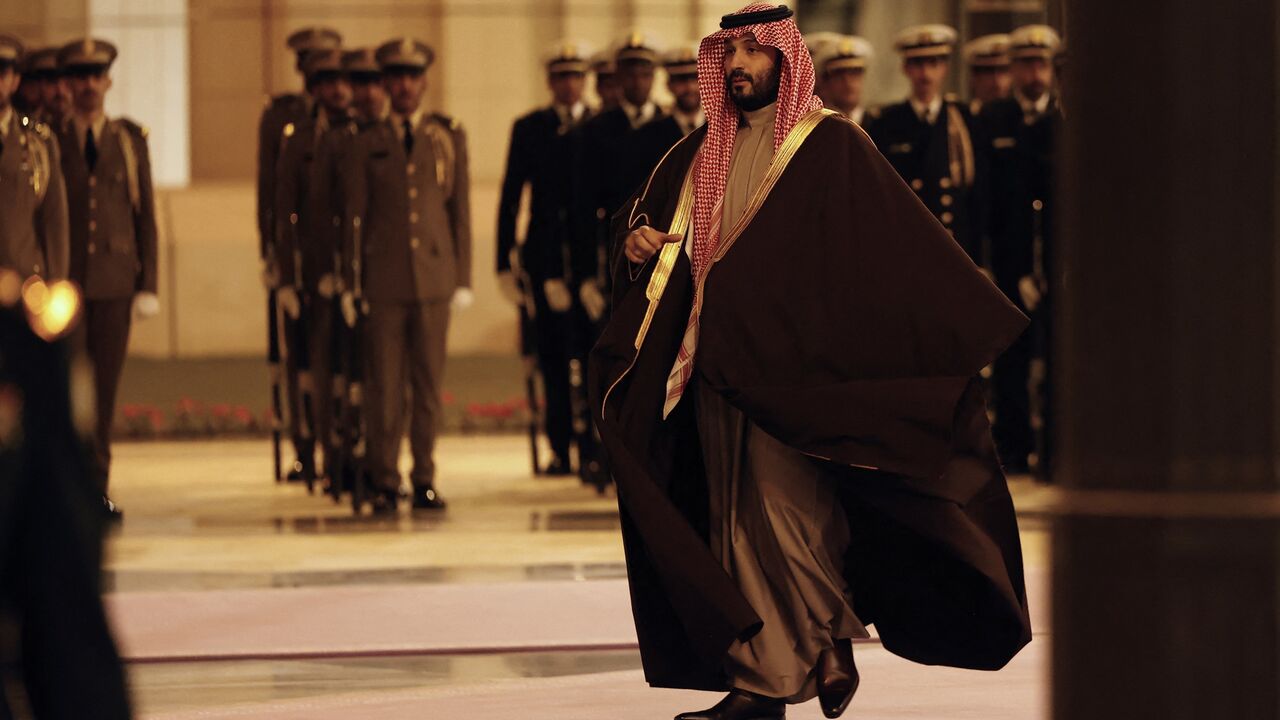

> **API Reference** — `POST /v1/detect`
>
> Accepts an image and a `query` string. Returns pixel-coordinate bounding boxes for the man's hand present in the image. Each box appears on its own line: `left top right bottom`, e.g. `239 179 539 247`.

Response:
497 271 522 306
1018 275 1043 313
261 260 280 290
317 273 339 299
624 225 682 264
132 292 160 320
451 287 475 311
580 279 606 322
340 291 358 328
543 279 573 313
277 286 301 320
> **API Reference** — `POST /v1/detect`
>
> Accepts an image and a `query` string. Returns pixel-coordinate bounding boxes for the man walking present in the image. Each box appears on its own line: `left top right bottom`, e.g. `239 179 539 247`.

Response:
590 5 1031 718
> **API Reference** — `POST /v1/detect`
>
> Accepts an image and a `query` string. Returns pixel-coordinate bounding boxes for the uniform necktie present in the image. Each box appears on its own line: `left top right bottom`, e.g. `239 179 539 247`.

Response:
402 119 414 155
85 127 99 172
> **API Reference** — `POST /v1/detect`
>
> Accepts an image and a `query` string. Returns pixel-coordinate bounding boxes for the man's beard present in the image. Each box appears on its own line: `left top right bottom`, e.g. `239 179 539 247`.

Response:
726 64 780 112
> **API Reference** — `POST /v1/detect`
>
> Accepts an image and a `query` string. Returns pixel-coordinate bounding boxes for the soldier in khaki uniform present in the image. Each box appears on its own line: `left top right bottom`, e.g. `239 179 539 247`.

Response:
0 36 69 282
343 38 472 513
55 38 159 520
257 26 341 483
274 47 351 487
21 48 70 127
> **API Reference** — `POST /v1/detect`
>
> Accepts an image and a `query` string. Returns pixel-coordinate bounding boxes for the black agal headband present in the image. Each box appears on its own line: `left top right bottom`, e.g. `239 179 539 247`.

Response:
720 5 794 30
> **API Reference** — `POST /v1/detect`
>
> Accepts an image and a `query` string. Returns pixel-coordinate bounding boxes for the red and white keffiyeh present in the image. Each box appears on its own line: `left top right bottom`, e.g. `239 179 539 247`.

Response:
663 3 823 417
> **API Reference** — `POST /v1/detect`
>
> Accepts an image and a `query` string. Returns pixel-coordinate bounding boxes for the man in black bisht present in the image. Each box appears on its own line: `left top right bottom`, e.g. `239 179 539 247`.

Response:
496 42 594 476
589 4 1031 719
981 24 1062 477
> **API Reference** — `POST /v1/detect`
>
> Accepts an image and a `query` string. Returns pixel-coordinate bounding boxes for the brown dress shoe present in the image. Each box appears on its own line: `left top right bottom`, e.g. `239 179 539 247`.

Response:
817 638 860 718
674 689 785 720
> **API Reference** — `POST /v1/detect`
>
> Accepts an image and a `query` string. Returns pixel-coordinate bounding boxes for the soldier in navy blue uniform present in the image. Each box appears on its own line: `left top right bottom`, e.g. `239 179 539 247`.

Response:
964 34 1012 117
590 49 622 114
864 25 985 262
622 45 704 192
572 33 665 316
811 34 874 126
981 25 1062 476
495 43 594 475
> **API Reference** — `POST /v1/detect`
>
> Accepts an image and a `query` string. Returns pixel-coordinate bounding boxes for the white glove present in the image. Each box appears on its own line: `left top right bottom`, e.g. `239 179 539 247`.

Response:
543 279 572 313
580 279 606 322
497 271 522 306
317 273 339 299
1018 275 1042 313
341 291 358 328
261 260 280 290
451 287 475 311
132 291 160 320
277 286 302 320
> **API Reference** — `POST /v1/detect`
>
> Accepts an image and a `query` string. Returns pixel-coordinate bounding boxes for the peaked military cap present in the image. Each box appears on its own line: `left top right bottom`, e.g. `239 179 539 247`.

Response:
615 32 659 65
545 41 591 75
661 45 698 78
57 37 118 70
964 34 1011 68
20 46 60 77
590 48 617 76
893 24 957 59
805 31 844 59
0 35 21 69
342 48 381 76
287 27 342 55
302 47 343 77
814 35 874 74
376 37 435 71
1009 25 1061 60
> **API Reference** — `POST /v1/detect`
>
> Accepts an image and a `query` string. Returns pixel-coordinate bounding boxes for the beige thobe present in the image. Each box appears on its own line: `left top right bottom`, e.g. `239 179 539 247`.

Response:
697 102 869 704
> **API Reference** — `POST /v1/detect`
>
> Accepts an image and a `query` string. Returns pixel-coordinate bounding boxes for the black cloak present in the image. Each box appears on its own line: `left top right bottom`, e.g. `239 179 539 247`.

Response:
588 110 1032 691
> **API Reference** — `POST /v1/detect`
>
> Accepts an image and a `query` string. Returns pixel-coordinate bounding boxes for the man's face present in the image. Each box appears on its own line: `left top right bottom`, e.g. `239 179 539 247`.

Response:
16 74 42 111
43 77 70 115
0 67 18 111
970 66 1011 103
903 56 948 101
824 67 864 112
351 78 386 120
384 68 427 115
314 74 351 115
1012 57 1052 101
595 73 621 110
548 71 585 107
723 34 781 112
668 75 700 114
618 60 655 106
65 68 111 115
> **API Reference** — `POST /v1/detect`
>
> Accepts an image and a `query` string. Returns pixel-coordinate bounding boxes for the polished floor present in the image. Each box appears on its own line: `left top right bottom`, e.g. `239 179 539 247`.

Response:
105 437 1052 718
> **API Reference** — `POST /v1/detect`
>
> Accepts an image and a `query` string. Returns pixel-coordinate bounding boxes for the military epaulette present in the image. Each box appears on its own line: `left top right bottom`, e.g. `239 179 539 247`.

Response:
268 92 308 112
117 116 150 140
430 112 461 132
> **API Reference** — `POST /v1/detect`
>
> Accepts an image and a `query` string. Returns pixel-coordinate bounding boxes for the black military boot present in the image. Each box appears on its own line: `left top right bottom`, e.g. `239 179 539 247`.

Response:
410 485 447 511
544 455 573 476
817 638 859 718
675 690 785 720
368 488 399 516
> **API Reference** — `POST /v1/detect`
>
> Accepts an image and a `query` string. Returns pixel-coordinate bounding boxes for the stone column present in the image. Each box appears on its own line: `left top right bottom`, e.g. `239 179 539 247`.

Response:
1052 1 1280 718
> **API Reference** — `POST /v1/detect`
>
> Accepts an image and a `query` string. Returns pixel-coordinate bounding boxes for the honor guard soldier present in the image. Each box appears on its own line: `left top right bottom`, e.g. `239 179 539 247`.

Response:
965 34 1012 115
274 47 352 487
573 33 664 317
54 38 159 520
589 48 622 113
981 24 1062 477
20 48 70 126
865 25 985 262
343 38 472 514
13 42 42 116
812 34 874 125
257 26 340 484
0 36 69 283
623 44 704 184
0 271 132 720
805 30 842 102
496 42 594 475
